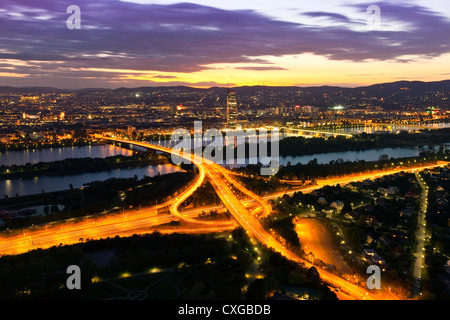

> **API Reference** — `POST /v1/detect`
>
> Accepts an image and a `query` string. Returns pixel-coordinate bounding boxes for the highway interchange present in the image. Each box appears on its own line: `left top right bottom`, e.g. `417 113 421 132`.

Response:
1 136 448 300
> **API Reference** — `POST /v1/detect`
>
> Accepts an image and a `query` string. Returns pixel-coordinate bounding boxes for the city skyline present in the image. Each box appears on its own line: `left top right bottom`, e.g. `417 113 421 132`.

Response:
0 0 449 89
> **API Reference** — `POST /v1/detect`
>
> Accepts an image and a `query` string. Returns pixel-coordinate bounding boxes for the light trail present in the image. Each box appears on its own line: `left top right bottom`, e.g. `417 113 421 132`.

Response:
269 161 449 199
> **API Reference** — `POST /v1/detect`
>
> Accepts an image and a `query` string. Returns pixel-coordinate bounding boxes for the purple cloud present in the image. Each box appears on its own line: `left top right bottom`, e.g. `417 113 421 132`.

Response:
0 0 449 87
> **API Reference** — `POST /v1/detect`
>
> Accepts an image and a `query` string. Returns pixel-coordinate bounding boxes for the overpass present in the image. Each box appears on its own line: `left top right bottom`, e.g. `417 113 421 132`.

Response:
374 122 449 130
281 127 353 138
282 122 449 138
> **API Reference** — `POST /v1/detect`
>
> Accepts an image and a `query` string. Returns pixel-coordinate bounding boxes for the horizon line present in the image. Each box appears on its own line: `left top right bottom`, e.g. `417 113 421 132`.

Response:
1 79 449 91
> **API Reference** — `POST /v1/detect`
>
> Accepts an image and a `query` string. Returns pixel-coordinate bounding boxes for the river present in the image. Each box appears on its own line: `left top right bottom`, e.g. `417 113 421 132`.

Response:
280 146 434 166
0 144 182 197
222 146 441 169
150 138 440 167
0 164 183 198
0 142 444 197
0 144 134 167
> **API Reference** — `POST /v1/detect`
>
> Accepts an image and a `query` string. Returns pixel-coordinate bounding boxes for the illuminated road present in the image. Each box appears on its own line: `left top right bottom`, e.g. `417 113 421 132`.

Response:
202 159 446 300
412 172 429 298
213 162 272 219
282 127 353 137
266 162 449 200
0 204 235 256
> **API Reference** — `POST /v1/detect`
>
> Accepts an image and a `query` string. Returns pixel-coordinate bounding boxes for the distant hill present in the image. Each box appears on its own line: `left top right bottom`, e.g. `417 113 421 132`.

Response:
0 80 448 95
0 86 68 94
355 80 450 96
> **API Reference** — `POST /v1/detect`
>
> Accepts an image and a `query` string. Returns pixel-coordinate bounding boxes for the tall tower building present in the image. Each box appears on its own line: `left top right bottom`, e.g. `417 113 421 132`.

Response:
226 89 238 129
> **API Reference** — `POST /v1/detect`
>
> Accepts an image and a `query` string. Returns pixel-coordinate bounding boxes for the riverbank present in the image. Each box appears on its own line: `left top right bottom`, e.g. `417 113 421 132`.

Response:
279 128 450 157
274 152 449 181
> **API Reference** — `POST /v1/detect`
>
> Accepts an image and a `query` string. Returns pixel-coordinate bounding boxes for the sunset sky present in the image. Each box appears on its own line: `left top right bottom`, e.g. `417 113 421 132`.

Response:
0 0 449 88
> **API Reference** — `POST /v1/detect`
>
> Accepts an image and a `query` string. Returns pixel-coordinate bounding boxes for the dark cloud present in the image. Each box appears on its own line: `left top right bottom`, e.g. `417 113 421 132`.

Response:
0 0 449 87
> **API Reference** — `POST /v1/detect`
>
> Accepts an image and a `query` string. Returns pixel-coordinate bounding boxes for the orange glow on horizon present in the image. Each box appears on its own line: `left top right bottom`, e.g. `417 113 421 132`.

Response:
62 52 450 89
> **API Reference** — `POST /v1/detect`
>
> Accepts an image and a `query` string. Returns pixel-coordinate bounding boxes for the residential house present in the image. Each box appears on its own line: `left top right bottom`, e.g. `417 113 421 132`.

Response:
317 197 328 206
330 200 344 212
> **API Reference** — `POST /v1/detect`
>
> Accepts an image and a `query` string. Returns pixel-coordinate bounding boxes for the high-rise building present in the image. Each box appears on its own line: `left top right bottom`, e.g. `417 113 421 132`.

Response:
170 105 177 116
226 90 238 129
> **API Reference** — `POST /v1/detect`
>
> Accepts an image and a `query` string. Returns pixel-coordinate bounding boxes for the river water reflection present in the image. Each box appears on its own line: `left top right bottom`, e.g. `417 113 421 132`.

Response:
0 144 134 167
0 145 182 197
0 164 183 198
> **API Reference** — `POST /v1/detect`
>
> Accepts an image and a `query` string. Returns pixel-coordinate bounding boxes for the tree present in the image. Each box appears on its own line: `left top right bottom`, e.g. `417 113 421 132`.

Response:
288 269 305 286
236 250 253 269
321 287 338 300
181 281 207 300
299 172 306 184
210 210 218 220
306 266 320 283
341 200 353 214
245 279 267 300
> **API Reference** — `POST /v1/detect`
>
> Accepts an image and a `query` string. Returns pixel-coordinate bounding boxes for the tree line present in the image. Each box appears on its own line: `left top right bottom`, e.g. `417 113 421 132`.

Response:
236 151 447 182
0 151 167 181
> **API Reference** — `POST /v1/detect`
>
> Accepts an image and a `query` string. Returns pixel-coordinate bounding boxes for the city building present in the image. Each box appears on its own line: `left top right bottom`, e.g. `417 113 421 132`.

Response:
127 125 136 136
226 90 238 129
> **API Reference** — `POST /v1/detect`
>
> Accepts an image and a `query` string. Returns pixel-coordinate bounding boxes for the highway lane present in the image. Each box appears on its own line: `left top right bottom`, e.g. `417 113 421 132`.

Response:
0 201 235 256
264 161 449 200
1 214 174 255
1 221 236 256
215 162 272 219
